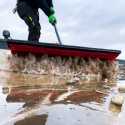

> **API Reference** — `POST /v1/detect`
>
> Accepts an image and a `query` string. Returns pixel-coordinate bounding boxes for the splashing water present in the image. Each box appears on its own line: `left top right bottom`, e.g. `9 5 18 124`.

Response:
0 50 11 71
4 52 119 80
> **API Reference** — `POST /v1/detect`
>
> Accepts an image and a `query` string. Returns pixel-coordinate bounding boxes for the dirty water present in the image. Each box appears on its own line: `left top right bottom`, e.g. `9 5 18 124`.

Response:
1 49 119 79
0 71 125 125
0 49 125 125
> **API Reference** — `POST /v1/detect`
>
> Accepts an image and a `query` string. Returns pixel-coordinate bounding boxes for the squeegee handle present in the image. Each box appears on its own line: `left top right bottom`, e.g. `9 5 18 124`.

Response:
53 22 62 45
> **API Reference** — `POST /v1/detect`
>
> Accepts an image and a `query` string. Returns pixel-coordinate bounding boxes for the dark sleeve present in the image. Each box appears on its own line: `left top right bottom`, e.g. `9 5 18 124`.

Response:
36 0 52 17
46 0 53 7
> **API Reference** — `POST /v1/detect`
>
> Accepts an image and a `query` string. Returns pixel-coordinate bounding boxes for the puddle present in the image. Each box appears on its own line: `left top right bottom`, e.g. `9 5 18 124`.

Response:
0 50 124 125
0 71 125 125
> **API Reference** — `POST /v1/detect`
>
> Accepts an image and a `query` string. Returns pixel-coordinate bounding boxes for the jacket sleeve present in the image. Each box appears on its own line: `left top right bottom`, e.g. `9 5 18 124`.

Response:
36 0 52 17
46 0 53 7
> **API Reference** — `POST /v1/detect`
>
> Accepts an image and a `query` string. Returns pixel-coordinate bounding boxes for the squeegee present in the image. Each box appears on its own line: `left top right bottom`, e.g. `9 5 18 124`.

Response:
0 29 121 62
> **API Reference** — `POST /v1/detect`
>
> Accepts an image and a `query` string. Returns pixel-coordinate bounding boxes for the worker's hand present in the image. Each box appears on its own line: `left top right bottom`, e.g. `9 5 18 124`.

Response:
49 14 57 25
50 7 55 14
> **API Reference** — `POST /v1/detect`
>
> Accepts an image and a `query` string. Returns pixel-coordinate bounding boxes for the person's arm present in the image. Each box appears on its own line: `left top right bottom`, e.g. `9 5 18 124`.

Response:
46 0 53 7
46 0 55 14
36 0 57 25
36 0 52 17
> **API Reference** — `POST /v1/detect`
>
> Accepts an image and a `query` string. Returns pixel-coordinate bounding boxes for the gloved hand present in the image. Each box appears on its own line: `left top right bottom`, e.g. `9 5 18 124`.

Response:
50 7 55 14
49 14 57 25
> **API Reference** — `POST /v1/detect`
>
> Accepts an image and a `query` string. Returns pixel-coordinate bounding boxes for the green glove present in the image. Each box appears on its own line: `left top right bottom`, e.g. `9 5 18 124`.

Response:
50 7 55 14
49 14 57 25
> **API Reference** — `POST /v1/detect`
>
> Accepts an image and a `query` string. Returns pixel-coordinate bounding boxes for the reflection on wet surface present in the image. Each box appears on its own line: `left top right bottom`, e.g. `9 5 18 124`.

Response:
0 71 125 125
14 114 48 125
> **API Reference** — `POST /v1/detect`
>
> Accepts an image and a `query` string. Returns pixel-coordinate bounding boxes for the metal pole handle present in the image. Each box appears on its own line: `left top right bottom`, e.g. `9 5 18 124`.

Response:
53 22 62 45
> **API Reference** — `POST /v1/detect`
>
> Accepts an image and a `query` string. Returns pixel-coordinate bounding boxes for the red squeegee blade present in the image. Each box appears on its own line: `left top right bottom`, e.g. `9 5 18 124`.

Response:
9 44 119 61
